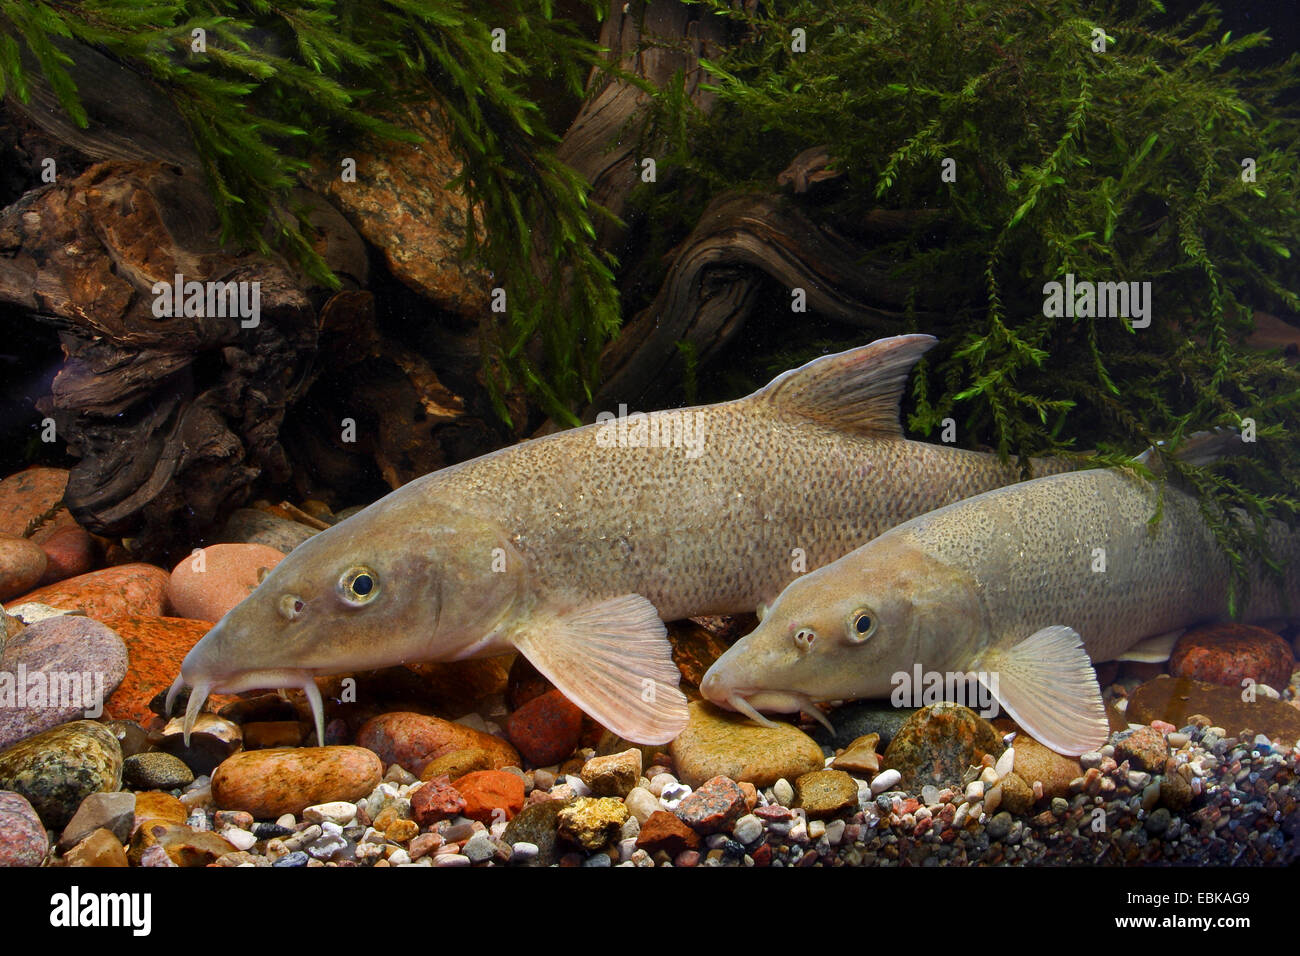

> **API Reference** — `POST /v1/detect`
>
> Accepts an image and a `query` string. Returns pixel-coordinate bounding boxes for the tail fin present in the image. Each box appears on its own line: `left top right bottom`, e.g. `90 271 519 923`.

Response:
1134 426 1245 472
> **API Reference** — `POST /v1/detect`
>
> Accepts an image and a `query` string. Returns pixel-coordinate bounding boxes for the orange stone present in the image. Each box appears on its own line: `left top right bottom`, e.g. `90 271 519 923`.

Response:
211 746 382 818
0 467 68 537
451 770 525 823
132 791 187 834
13 564 170 620
167 543 284 622
34 524 97 585
102 616 232 725
356 711 519 775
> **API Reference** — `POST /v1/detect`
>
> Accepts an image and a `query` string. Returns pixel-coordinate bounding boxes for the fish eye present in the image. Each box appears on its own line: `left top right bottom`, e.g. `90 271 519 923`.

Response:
847 608 877 643
339 566 379 605
793 627 816 651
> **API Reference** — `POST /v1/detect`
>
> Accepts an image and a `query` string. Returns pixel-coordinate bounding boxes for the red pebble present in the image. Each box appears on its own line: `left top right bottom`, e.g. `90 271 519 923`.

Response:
504 689 583 766
452 770 525 824
410 776 466 826
1169 623 1294 691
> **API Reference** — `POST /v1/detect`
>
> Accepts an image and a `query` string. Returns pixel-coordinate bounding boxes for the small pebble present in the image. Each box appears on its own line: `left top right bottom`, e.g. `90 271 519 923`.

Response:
869 770 901 795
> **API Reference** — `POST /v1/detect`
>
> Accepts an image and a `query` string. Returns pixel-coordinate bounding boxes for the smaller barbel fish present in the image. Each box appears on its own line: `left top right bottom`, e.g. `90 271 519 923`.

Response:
702 440 1300 755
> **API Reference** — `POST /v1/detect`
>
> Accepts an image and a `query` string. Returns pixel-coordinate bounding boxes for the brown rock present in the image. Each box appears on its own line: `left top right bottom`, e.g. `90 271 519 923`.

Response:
452 770 525 824
0 467 68 538
636 809 701 855
1129 676 1300 746
419 747 495 781
133 791 187 834
35 524 96 585
666 618 735 686
793 769 859 819
1169 623 1294 691
882 703 1003 789
357 711 518 774
311 103 490 316
13 564 170 620
670 700 825 789
129 822 235 867
1160 766 1193 811
504 689 584 767
998 771 1035 815
993 724 1082 799
166 544 284 622
0 533 48 601
64 828 128 867
579 748 642 798
211 746 382 818
242 721 305 749
831 733 881 775
1115 726 1169 773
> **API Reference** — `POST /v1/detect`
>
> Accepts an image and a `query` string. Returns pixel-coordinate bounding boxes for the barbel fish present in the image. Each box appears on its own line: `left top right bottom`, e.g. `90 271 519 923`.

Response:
168 334 1066 747
702 442 1299 755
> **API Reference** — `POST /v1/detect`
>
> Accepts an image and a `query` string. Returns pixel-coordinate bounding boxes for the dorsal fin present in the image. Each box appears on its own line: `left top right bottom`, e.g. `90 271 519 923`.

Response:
755 334 937 437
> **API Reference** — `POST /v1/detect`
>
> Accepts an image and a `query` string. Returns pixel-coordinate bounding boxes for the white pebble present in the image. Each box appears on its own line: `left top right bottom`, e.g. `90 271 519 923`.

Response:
303 801 357 827
624 787 660 824
276 813 296 828
965 780 984 802
1167 732 1189 749
953 802 970 828
984 785 1001 814
388 849 411 866
995 747 1015 780
510 841 539 863
563 775 592 798
648 772 677 797
773 778 795 805
869 769 901 795
733 814 763 844
659 781 692 809
221 827 257 851
979 766 999 787
808 820 826 840
434 854 471 867
824 819 846 845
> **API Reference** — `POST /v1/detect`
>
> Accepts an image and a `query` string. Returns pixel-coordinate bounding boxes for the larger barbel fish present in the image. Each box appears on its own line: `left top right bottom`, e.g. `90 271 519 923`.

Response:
702 441 1300 755
168 334 1067 746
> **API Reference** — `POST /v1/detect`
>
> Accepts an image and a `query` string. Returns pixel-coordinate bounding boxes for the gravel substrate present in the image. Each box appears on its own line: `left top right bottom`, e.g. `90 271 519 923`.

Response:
168 722 1299 867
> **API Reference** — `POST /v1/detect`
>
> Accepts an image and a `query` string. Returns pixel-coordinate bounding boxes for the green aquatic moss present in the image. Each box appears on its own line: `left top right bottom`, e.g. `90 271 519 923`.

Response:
632 0 1300 609
0 0 620 425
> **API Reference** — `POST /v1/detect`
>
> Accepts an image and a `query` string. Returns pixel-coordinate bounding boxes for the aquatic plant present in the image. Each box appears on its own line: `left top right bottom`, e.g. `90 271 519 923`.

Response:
633 0 1300 609
0 0 620 424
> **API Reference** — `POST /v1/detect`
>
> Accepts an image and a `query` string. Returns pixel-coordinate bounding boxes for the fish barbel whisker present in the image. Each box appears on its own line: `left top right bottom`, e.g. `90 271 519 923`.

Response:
182 680 212 747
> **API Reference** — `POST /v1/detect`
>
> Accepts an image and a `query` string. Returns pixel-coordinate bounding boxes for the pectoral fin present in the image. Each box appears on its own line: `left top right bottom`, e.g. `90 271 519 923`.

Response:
509 594 688 745
975 625 1108 757
1114 629 1183 663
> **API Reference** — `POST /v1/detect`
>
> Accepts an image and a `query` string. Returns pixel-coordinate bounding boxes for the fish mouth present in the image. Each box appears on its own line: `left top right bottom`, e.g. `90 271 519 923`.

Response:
166 668 326 751
717 687 836 735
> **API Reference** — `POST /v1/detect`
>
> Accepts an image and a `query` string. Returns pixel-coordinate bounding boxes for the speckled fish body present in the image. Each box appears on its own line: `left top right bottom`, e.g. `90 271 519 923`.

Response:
169 334 1065 746
703 465 1300 755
